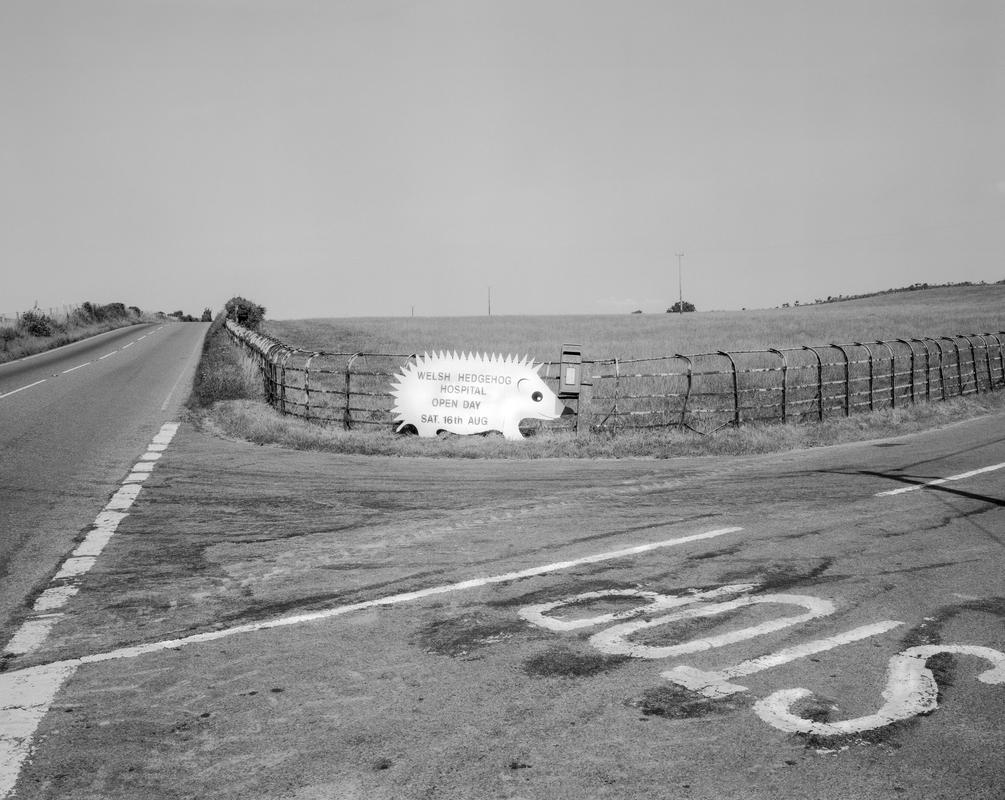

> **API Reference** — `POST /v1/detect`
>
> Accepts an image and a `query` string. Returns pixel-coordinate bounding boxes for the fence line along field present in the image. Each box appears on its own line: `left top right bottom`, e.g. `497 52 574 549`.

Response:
227 284 1005 440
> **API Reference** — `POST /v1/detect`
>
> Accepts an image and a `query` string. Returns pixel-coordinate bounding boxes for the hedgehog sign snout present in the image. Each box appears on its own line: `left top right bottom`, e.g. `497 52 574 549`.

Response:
518 377 564 420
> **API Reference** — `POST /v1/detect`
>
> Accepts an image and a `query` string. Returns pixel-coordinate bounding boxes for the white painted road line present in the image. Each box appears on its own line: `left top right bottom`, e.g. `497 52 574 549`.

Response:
662 620 904 698
0 379 47 400
98 351 116 360
591 593 836 660
7 526 746 671
60 362 91 374
875 462 1005 496
0 662 79 798
0 422 181 799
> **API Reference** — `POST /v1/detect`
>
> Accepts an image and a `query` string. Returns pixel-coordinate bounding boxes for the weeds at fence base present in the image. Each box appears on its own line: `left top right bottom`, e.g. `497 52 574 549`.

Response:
193 391 1005 460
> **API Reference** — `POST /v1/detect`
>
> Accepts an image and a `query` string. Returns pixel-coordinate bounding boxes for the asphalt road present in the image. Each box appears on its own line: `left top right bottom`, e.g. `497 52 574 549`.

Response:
0 322 209 640
1 397 1003 798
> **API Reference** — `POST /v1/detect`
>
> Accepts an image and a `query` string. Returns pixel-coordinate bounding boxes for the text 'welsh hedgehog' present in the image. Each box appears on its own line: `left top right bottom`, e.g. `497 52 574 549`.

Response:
390 351 564 440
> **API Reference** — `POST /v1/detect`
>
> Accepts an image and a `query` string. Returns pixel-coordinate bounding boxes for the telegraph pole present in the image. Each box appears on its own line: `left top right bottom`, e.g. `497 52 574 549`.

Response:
488 286 492 316
676 252 685 314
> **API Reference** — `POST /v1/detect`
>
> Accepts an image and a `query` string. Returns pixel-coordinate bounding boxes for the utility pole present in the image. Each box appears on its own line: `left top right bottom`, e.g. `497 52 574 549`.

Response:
676 252 685 314
488 286 492 316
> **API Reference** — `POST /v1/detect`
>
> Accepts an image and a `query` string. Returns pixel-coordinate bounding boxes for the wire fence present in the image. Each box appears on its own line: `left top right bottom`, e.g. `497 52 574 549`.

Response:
225 320 1005 436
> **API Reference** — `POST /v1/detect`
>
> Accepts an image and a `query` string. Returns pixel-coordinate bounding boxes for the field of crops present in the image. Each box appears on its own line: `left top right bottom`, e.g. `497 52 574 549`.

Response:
265 284 1005 362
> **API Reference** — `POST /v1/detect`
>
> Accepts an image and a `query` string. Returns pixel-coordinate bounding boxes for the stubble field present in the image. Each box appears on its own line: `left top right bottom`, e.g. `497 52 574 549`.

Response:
263 285 1005 362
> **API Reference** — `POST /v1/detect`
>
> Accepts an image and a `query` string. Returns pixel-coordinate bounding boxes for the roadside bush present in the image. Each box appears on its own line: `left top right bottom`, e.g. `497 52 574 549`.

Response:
225 296 266 330
74 301 130 325
17 309 56 337
201 308 213 322
1 326 17 351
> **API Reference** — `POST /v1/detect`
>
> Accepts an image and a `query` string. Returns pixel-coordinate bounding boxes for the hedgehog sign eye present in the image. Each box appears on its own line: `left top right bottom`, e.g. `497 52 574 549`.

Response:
532 391 543 402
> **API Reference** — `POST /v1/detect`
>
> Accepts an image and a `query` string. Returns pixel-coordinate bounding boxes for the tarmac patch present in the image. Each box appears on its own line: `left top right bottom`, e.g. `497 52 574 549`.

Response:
522 645 630 678
627 684 749 719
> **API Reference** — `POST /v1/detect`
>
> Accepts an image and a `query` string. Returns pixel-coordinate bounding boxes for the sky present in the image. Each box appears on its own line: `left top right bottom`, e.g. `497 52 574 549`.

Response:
1 0 1003 319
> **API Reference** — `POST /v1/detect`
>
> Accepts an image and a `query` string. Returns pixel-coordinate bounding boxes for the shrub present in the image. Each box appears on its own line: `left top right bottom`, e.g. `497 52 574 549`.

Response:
18 309 56 337
224 296 266 330
129 305 142 317
201 308 213 322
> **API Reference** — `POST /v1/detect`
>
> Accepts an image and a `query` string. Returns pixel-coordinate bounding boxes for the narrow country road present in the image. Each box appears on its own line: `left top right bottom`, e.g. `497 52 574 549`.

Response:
0 322 209 639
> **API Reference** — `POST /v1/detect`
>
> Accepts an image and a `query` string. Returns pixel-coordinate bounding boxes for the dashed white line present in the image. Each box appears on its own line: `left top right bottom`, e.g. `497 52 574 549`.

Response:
98 352 116 360
876 462 1005 496
0 379 47 399
122 342 134 349
60 362 91 374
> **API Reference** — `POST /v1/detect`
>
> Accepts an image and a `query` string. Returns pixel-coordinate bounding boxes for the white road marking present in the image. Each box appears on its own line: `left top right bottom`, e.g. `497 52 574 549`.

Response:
0 662 79 798
519 584 755 632
7 526 745 672
71 511 127 557
31 586 80 613
875 462 1005 496
60 362 91 374
0 423 181 798
98 352 116 360
0 379 47 400
2 619 63 658
754 644 1005 735
590 593 835 659
51 557 97 581
122 342 134 349
662 620 904 697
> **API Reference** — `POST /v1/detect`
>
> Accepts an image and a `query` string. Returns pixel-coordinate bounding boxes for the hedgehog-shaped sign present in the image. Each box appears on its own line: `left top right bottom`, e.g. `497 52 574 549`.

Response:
390 351 564 440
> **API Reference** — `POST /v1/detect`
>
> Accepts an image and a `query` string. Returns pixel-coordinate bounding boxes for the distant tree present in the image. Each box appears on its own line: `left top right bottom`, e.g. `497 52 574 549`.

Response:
201 308 213 322
224 296 266 330
128 306 142 317
666 301 696 313
631 309 643 314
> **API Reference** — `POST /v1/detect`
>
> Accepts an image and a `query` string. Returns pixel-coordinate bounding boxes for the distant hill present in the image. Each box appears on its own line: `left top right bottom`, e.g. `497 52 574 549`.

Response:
798 279 1005 308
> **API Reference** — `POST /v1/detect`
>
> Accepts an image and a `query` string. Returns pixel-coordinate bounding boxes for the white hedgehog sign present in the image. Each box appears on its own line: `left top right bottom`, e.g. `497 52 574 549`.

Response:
390 351 564 440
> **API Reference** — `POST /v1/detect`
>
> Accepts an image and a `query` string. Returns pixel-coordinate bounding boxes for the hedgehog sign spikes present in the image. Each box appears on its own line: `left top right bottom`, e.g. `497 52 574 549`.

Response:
390 351 564 440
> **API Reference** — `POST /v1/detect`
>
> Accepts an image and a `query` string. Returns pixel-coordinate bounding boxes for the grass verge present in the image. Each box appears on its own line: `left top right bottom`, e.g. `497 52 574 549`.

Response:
0 318 148 364
186 315 261 408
